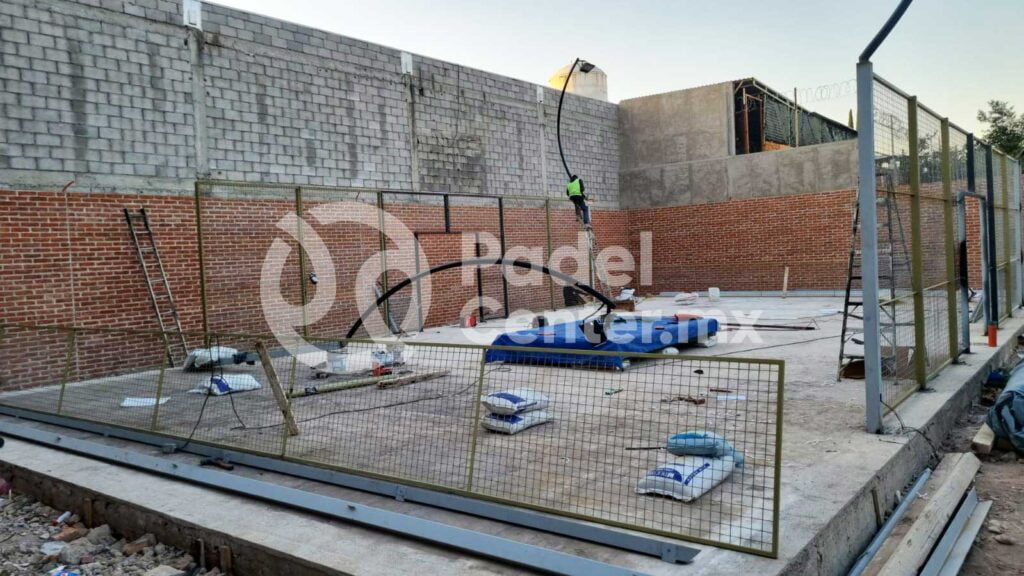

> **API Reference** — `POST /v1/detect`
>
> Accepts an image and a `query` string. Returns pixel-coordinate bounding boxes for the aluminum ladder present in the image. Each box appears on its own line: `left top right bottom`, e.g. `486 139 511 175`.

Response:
837 168 915 380
124 208 188 367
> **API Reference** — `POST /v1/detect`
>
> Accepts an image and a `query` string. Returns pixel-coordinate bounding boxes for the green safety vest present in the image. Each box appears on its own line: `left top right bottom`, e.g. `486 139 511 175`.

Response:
566 179 582 198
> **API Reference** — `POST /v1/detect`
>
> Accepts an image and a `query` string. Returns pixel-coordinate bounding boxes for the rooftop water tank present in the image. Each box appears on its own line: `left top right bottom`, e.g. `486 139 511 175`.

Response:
548 63 608 101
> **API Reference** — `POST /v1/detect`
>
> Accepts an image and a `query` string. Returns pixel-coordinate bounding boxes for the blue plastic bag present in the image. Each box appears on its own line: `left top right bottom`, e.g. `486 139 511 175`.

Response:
987 362 1024 452
666 431 745 468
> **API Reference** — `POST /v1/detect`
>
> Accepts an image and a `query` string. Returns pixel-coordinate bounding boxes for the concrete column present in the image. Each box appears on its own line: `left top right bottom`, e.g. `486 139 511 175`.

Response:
188 28 209 178
401 52 421 192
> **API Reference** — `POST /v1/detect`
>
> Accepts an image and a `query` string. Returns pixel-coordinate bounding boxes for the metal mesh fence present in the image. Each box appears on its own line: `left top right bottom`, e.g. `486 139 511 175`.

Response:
0 323 784 557
194 181 608 341
871 79 917 409
863 75 1023 418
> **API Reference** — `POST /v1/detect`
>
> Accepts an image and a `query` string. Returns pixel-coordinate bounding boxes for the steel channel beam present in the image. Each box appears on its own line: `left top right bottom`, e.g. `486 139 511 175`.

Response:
0 406 699 564
986 145 999 326
0 420 657 576
907 97 927 386
940 119 958 362
936 499 992 576
847 468 931 576
919 488 979 576
497 197 510 318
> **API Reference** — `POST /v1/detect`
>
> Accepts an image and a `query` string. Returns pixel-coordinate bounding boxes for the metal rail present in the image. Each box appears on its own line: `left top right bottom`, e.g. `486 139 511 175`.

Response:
0 419 662 576
0 406 699 565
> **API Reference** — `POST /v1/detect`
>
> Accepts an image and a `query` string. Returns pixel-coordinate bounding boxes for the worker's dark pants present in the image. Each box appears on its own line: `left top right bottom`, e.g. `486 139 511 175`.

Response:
570 196 591 225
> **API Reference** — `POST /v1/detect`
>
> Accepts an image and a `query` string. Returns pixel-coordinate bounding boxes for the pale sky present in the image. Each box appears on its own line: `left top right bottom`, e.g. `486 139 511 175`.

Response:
213 0 1023 135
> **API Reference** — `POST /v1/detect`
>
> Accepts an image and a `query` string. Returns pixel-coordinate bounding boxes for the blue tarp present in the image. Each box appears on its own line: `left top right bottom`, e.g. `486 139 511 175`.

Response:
987 362 1024 452
485 316 718 369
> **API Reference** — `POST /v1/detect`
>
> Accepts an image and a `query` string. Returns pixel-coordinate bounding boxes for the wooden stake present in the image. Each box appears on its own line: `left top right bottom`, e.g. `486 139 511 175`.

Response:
782 266 790 298
254 341 300 436
867 453 981 576
971 423 995 455
288 370 450 398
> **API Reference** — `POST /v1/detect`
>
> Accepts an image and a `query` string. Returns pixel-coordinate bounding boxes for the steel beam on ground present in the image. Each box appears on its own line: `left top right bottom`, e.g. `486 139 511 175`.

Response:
0 406 700 564
0 420 662 576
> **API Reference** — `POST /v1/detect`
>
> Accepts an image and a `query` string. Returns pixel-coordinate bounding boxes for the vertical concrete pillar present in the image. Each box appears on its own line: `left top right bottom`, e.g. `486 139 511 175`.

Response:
401 52 421 192
188 28 209 178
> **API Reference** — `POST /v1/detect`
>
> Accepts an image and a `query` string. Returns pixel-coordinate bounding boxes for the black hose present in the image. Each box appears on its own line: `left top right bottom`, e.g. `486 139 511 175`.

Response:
344 257 614 339
556 58 580 179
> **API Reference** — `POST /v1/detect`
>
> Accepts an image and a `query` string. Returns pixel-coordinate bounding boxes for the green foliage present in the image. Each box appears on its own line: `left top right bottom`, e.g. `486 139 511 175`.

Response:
977 100 1024 160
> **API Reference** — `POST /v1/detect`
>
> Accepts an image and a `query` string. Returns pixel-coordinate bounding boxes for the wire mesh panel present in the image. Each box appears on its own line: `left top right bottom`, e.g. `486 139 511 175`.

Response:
0 324 784 557
195 181 303 337
916 108 952 376
872 79 917 409
1013 160 1024 309
949 127 971 354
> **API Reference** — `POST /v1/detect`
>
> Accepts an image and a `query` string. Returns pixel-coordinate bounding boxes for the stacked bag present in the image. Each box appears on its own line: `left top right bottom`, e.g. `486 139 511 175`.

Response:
635 431 744 502
479 389 553 435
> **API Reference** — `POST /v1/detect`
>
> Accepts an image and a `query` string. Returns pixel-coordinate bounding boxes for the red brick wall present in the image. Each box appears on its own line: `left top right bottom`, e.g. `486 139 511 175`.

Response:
1 184 1001 391
627 190 858 293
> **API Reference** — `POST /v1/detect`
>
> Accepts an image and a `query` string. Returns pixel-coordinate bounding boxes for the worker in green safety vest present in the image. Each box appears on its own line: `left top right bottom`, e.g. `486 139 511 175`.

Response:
566 175 591 229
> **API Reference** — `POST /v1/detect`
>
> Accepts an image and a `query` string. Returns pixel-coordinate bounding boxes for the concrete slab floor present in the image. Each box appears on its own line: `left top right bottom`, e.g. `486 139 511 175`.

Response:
1 295 1021 575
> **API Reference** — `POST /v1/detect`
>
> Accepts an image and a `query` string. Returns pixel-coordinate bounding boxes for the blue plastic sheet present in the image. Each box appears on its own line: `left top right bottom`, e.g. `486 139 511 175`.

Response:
485 316 718 369
667 430 745 467
987 362 1024 452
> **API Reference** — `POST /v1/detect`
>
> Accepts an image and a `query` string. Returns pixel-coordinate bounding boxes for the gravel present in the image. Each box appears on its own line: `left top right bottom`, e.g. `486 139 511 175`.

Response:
0 489 214 576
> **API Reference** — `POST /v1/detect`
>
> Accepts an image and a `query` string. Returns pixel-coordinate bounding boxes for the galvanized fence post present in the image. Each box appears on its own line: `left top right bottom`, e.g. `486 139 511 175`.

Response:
940 118 959 362
907 96 927 387
857 63 884 433
193 181 210 334
985 145 999 330
295 186 310 338
464 348 488 491
376 191 390 328
1002 154 1013 317
545 198 555 310
56 328 76 415
150 353 168 431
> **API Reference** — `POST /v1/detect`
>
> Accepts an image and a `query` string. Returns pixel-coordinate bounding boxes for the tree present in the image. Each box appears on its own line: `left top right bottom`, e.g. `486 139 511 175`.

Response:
977 100 1024 160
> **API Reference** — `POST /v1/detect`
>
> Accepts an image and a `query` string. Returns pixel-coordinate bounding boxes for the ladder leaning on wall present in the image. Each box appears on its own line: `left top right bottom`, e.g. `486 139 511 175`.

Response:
837 166 914 381
123 208 188 367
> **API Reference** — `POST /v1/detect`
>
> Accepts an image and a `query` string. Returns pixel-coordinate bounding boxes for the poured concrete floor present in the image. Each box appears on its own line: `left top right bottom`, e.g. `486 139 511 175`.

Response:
1 295 1020 575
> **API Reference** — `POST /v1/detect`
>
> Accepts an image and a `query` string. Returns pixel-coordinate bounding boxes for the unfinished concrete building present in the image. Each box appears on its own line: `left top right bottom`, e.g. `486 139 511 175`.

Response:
1 1 1023 576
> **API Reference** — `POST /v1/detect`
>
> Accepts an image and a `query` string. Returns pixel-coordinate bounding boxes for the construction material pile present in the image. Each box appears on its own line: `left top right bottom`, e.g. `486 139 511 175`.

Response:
479 389 553 435
636 431 743 502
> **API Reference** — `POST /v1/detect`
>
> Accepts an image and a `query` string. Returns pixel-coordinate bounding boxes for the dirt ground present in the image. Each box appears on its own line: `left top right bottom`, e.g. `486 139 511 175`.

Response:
941 386 1024 575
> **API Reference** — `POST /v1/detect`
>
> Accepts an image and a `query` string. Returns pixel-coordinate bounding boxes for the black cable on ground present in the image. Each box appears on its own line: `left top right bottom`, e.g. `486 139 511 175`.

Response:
715 334 841 356
880 398 940 461
179 390 211 452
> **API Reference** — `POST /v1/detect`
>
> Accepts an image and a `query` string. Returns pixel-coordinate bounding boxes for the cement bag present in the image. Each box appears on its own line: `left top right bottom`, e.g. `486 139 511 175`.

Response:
635 455 735 502
184 346 239 371
481 410 552 435
987 362 1024 451
481 389 550 415
192 374 262 396
667 431 745 467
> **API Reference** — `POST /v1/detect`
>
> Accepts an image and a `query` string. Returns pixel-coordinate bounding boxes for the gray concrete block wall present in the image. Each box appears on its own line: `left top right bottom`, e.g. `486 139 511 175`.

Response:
0 0 194 182
0 0 619 203
618 82 857 208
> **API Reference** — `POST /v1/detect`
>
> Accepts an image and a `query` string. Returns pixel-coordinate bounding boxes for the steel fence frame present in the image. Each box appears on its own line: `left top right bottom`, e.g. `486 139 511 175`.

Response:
857 71 1022 432
0 321 785 558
